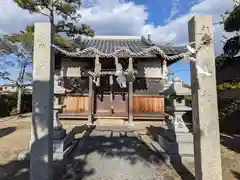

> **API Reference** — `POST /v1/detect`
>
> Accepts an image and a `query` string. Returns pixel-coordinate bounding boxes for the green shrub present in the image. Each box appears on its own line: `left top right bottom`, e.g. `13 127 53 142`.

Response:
0 93 32 117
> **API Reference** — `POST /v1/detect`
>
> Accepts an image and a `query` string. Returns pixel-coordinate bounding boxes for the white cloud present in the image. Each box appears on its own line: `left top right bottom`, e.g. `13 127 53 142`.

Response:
0 1 47 33
145 0 234 55
76 0 235 55
0 0 235 55
79 0 148 35
164 0 181 23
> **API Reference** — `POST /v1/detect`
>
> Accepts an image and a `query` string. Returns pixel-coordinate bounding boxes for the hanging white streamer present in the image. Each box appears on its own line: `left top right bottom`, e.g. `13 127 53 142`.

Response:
185 45 212 76
114 57 127 88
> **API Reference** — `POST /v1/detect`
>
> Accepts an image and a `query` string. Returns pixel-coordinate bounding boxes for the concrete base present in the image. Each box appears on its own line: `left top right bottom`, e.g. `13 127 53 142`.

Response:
53 131 76 161
157 130 194 163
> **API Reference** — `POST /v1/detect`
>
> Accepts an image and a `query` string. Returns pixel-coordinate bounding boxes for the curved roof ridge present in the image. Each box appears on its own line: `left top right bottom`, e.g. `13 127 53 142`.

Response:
141 36 154 46
89 35 141 40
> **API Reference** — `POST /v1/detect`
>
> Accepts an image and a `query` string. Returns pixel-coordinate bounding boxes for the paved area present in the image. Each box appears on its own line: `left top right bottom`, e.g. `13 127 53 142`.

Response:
61 126 179 180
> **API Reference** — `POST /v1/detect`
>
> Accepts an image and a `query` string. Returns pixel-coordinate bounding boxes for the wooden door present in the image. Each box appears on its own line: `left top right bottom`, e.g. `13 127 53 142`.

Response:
95 76 111 115
94 75 128 116
112 77 128 115
112 93 127 115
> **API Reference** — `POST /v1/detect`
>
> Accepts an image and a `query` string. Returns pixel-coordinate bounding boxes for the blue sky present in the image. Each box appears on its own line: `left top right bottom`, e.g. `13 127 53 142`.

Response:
133 0 197 25
133 0 193 83
0 0 234 85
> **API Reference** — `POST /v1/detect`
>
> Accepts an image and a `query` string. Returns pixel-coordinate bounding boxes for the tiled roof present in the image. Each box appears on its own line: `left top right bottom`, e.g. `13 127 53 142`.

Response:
73 35 187 58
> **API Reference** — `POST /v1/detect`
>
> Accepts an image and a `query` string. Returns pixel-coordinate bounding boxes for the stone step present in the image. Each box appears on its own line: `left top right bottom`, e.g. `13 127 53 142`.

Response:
95 119 125 126
158 135 194 155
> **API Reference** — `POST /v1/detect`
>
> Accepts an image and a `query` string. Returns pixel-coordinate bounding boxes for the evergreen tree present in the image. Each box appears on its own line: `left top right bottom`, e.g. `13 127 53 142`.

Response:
13 0 95 37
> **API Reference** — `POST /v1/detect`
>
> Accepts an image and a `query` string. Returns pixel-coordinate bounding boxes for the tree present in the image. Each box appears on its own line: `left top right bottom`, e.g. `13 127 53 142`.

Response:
0 26 33 114
13 0 95 37
0 1 95 114
215 1 240 122
224 1 240 32
221 1 240 56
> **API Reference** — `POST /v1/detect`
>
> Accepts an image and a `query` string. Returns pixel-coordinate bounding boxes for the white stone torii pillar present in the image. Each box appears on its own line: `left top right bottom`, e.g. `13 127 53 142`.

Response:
188 16 223 180
30 23 54 180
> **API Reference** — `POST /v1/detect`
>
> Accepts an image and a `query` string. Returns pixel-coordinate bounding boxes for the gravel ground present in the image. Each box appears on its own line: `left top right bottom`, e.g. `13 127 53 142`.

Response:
65 126 179 180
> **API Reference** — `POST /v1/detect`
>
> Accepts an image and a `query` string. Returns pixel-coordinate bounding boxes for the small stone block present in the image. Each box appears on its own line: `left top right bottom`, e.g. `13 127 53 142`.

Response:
120 131 127 137
53 140 78 161
18 150 30 161
53 132 74 153
126 131 135 137
112 132 120 137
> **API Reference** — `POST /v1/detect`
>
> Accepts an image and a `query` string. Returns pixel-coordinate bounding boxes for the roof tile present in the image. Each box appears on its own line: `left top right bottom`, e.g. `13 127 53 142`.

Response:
73 36 186 57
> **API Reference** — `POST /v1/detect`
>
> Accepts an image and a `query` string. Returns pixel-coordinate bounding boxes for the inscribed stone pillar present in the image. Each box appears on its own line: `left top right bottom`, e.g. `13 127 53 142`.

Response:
188 16 222 180
30 23 54 180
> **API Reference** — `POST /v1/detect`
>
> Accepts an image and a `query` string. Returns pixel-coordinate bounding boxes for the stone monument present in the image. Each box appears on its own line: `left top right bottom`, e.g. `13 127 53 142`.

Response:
158 77 194 162
30 22 54 180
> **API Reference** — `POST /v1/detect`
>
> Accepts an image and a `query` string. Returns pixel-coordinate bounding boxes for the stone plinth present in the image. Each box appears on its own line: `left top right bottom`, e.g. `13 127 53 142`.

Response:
52 103 76 160
158 129 194 162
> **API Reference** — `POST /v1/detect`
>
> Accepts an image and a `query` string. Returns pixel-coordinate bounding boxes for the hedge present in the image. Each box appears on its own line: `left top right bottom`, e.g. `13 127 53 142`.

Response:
0 93 32 117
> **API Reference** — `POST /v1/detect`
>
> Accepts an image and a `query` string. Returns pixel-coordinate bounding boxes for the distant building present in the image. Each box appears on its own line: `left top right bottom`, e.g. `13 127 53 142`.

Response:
0 84 32 94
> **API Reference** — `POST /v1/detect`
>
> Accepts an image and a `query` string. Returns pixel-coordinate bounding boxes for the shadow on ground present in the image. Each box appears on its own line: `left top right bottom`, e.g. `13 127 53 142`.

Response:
220 134 240 153
0 125 194 180
55 125 171 179
0 125 91 180
0 127 16 138
147 125 195 180
232 170 240 179
0 160 29 180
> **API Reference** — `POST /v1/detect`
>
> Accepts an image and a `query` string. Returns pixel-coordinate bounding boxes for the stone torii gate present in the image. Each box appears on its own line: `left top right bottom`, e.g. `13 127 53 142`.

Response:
30 15 222 180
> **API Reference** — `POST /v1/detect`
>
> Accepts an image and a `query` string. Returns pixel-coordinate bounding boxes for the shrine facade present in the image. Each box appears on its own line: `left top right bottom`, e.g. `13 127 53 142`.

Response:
54 35 186 123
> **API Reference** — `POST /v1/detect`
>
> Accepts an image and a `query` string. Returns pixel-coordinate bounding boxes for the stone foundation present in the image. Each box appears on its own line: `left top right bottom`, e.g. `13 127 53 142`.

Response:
157 129 194 162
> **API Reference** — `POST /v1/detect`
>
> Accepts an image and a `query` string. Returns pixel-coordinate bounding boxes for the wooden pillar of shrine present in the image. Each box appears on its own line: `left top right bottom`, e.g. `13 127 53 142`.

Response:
88 75 94 124
128 57 134 125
